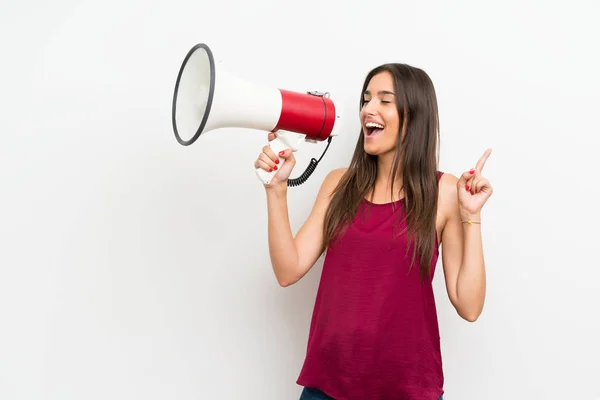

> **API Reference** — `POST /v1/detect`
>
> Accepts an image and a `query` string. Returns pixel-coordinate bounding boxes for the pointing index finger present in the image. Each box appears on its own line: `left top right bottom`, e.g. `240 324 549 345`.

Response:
475 148 492 173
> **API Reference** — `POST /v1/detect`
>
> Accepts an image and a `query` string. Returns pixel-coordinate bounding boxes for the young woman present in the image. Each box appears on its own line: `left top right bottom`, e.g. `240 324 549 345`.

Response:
254 63 493 400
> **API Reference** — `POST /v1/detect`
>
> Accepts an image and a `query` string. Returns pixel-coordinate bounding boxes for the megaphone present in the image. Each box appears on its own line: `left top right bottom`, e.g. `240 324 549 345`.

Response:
171 43 343 186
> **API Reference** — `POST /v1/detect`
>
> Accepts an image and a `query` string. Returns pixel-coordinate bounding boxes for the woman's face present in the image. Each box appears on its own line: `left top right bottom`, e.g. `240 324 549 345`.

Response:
360 71 401 156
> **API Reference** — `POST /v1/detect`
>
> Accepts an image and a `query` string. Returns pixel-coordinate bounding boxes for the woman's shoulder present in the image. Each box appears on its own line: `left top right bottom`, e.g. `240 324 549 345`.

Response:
323 168 348 187
439 171 458 193
438 170 456 183
438 171 460 214
312 168 348 201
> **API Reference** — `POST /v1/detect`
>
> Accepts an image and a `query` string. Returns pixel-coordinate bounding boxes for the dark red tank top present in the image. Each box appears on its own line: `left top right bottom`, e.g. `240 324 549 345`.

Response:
296 172 444 400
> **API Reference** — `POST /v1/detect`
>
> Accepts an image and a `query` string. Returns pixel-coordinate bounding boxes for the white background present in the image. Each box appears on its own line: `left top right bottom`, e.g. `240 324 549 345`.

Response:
1 1 599 399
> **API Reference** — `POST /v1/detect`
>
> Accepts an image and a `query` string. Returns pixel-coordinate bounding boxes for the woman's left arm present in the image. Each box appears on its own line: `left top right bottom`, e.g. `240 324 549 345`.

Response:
439 149 493 322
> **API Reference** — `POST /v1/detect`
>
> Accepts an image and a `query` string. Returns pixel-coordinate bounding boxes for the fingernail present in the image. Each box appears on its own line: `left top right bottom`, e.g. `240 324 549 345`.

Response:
279 151 285 156
273 165 278 170
275 159 279 164
469 169 475 174
269 168 272 172
466 186 470 191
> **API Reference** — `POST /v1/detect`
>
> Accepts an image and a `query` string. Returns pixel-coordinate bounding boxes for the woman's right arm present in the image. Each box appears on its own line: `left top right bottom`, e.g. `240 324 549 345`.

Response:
255 133 345 286
265 169 345 286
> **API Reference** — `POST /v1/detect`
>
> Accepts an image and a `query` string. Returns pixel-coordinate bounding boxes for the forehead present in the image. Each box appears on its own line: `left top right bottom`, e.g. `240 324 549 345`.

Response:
365 71 395 93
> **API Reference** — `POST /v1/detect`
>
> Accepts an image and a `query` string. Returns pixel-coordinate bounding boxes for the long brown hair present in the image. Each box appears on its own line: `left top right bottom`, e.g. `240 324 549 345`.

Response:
322 63 440 280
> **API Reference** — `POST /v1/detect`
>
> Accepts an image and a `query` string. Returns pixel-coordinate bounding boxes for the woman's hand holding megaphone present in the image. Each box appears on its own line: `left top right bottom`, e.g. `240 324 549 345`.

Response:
255 131 296 189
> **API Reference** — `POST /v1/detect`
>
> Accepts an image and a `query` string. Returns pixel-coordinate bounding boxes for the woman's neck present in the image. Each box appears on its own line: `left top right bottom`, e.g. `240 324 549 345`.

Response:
371 152 404 202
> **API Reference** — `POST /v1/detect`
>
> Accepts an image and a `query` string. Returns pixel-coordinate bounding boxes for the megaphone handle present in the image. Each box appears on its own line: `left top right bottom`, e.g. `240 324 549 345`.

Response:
255 132 299 185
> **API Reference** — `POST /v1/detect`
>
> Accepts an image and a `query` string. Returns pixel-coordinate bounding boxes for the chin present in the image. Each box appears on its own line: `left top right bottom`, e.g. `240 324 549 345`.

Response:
363 134 394 156
363 143 390 156
363 145 380 155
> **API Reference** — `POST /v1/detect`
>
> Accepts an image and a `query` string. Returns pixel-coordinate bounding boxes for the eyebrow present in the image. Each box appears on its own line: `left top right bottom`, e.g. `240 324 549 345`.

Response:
364 90 396 96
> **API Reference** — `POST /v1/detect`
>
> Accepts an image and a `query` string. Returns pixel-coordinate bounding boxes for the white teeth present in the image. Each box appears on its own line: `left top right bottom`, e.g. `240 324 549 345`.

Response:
365 122 384 129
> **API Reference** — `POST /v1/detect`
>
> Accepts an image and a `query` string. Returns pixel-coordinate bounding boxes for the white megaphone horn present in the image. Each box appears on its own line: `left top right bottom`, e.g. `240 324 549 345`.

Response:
171 43 343 186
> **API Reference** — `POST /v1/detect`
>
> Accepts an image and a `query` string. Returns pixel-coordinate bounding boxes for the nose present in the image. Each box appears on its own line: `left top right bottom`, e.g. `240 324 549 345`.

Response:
363 99 378 115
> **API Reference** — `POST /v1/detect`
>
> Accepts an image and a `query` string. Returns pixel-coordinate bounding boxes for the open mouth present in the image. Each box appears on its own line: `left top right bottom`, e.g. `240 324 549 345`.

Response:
365 122 385 137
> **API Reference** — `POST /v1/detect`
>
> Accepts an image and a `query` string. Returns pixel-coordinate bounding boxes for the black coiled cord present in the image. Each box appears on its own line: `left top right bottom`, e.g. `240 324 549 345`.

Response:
288 136 333 187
